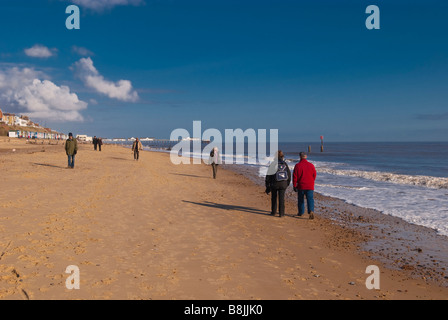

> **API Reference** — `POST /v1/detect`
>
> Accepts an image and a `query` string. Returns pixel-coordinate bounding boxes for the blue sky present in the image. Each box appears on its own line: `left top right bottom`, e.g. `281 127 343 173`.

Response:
0 0 447 141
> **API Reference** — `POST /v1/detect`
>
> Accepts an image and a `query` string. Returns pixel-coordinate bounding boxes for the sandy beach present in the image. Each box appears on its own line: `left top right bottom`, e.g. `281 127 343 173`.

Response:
1 138 447 300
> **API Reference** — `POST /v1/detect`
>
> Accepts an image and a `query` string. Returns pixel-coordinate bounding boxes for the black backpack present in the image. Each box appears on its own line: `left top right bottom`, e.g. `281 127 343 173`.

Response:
275 161 289 182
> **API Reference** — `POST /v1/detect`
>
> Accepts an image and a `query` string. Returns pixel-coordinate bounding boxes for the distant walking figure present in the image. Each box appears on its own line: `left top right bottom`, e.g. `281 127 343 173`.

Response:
65 133 78 169
209 147 221 179
98 138 103 152
132 138 143 161
293 152 317 220
265 151 291 217
93 136 98 151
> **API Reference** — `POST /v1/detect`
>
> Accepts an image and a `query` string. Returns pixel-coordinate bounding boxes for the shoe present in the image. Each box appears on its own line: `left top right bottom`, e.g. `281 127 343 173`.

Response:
309 212 315 220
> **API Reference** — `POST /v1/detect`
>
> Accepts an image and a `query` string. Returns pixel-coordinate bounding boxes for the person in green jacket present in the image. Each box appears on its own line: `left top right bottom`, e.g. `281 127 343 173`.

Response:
65 133 78 169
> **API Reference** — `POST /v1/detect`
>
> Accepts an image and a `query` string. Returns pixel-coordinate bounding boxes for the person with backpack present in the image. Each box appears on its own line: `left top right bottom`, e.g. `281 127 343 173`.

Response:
209 146 221 179
293 152 317 220
265 151 291 217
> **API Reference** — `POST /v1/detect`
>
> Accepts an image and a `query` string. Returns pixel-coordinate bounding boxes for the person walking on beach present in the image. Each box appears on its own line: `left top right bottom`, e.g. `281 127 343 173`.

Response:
293 152 317 220
132 138 143 161
265 151 291 217
209 147 221 179
93 136 98 151
65 133 78 169
98 137 103 152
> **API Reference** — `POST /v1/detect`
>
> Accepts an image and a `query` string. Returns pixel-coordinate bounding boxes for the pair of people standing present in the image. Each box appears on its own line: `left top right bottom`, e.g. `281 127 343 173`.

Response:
93 136 103 151
265 151 316 219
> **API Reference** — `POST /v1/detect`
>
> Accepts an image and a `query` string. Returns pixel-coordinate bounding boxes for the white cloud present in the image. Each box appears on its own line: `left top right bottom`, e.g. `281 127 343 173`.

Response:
24 45 57 58
74 57 139 102
0 67 87 122
70 0 144 11
72 46 94 57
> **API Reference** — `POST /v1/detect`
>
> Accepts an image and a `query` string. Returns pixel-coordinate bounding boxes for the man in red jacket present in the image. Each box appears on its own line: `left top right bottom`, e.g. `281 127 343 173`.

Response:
293 152 317 220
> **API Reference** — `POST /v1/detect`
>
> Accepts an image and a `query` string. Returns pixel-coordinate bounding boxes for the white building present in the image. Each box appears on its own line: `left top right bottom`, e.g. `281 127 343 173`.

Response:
14 116 29 127
76 135 93 142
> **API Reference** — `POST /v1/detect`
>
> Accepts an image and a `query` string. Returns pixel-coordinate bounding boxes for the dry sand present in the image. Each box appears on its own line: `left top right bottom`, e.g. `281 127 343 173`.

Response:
0 138 447 300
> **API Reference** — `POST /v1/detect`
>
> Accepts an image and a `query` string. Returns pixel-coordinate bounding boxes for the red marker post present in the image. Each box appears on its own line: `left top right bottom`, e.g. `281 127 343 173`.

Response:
320 136 324 152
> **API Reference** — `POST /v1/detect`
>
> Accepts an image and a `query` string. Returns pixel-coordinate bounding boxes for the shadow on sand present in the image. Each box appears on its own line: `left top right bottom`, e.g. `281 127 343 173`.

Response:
171 173 210 179
182 200 272 216
109 157 133 161
33 163 67 169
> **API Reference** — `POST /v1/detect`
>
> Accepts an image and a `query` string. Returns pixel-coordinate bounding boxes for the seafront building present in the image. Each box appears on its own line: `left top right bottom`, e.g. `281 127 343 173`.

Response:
0 107 68 140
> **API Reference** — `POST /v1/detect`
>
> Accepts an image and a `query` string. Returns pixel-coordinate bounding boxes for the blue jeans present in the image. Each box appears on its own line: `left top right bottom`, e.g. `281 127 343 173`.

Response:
298 190 314 215
68 155 75 168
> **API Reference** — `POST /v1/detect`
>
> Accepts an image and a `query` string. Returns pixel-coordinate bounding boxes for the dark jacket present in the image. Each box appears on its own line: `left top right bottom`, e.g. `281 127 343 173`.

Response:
265 159 291 190
65 138 78 156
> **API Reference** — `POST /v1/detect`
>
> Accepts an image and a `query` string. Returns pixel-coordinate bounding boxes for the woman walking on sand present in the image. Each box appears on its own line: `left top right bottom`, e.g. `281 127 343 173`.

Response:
265 151 291 217
209 146 221 179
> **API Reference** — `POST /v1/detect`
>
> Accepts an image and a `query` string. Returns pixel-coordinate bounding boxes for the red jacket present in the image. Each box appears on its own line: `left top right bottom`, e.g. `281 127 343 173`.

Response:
293 159 317 190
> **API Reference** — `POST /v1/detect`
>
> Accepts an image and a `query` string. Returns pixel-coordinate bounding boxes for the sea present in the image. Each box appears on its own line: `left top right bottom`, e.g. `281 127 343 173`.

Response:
119 140 448 237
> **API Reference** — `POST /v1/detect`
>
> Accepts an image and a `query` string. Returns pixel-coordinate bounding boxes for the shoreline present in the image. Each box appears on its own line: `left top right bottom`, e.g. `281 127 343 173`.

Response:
104 143 448 287
1 140 448 299
226 163 448 288
111 143 448 288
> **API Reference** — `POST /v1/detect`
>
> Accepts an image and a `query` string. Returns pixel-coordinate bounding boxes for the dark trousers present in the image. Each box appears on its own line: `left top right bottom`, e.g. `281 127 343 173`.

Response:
271 188 286 217
94 144 97 151
134 150 140 160
212 163 218 179
98 145 102 151
67 155 75 168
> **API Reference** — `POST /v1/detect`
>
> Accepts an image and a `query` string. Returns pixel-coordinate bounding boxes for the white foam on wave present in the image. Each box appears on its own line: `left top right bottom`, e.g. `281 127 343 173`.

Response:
316 179 448 237
315 166 448 190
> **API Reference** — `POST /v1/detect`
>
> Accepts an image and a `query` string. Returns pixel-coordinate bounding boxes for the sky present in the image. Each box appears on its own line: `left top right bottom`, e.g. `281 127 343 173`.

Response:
0 0 447 142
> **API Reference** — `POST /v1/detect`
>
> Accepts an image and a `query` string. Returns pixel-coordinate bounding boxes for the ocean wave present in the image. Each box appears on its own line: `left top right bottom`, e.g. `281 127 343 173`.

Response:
140 145 448 190
316 183 371 191
316 167 448 190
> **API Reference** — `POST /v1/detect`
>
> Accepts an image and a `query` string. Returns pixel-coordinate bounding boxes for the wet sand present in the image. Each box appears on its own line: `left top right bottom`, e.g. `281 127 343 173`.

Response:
232 165 448 287
0 139 447 300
